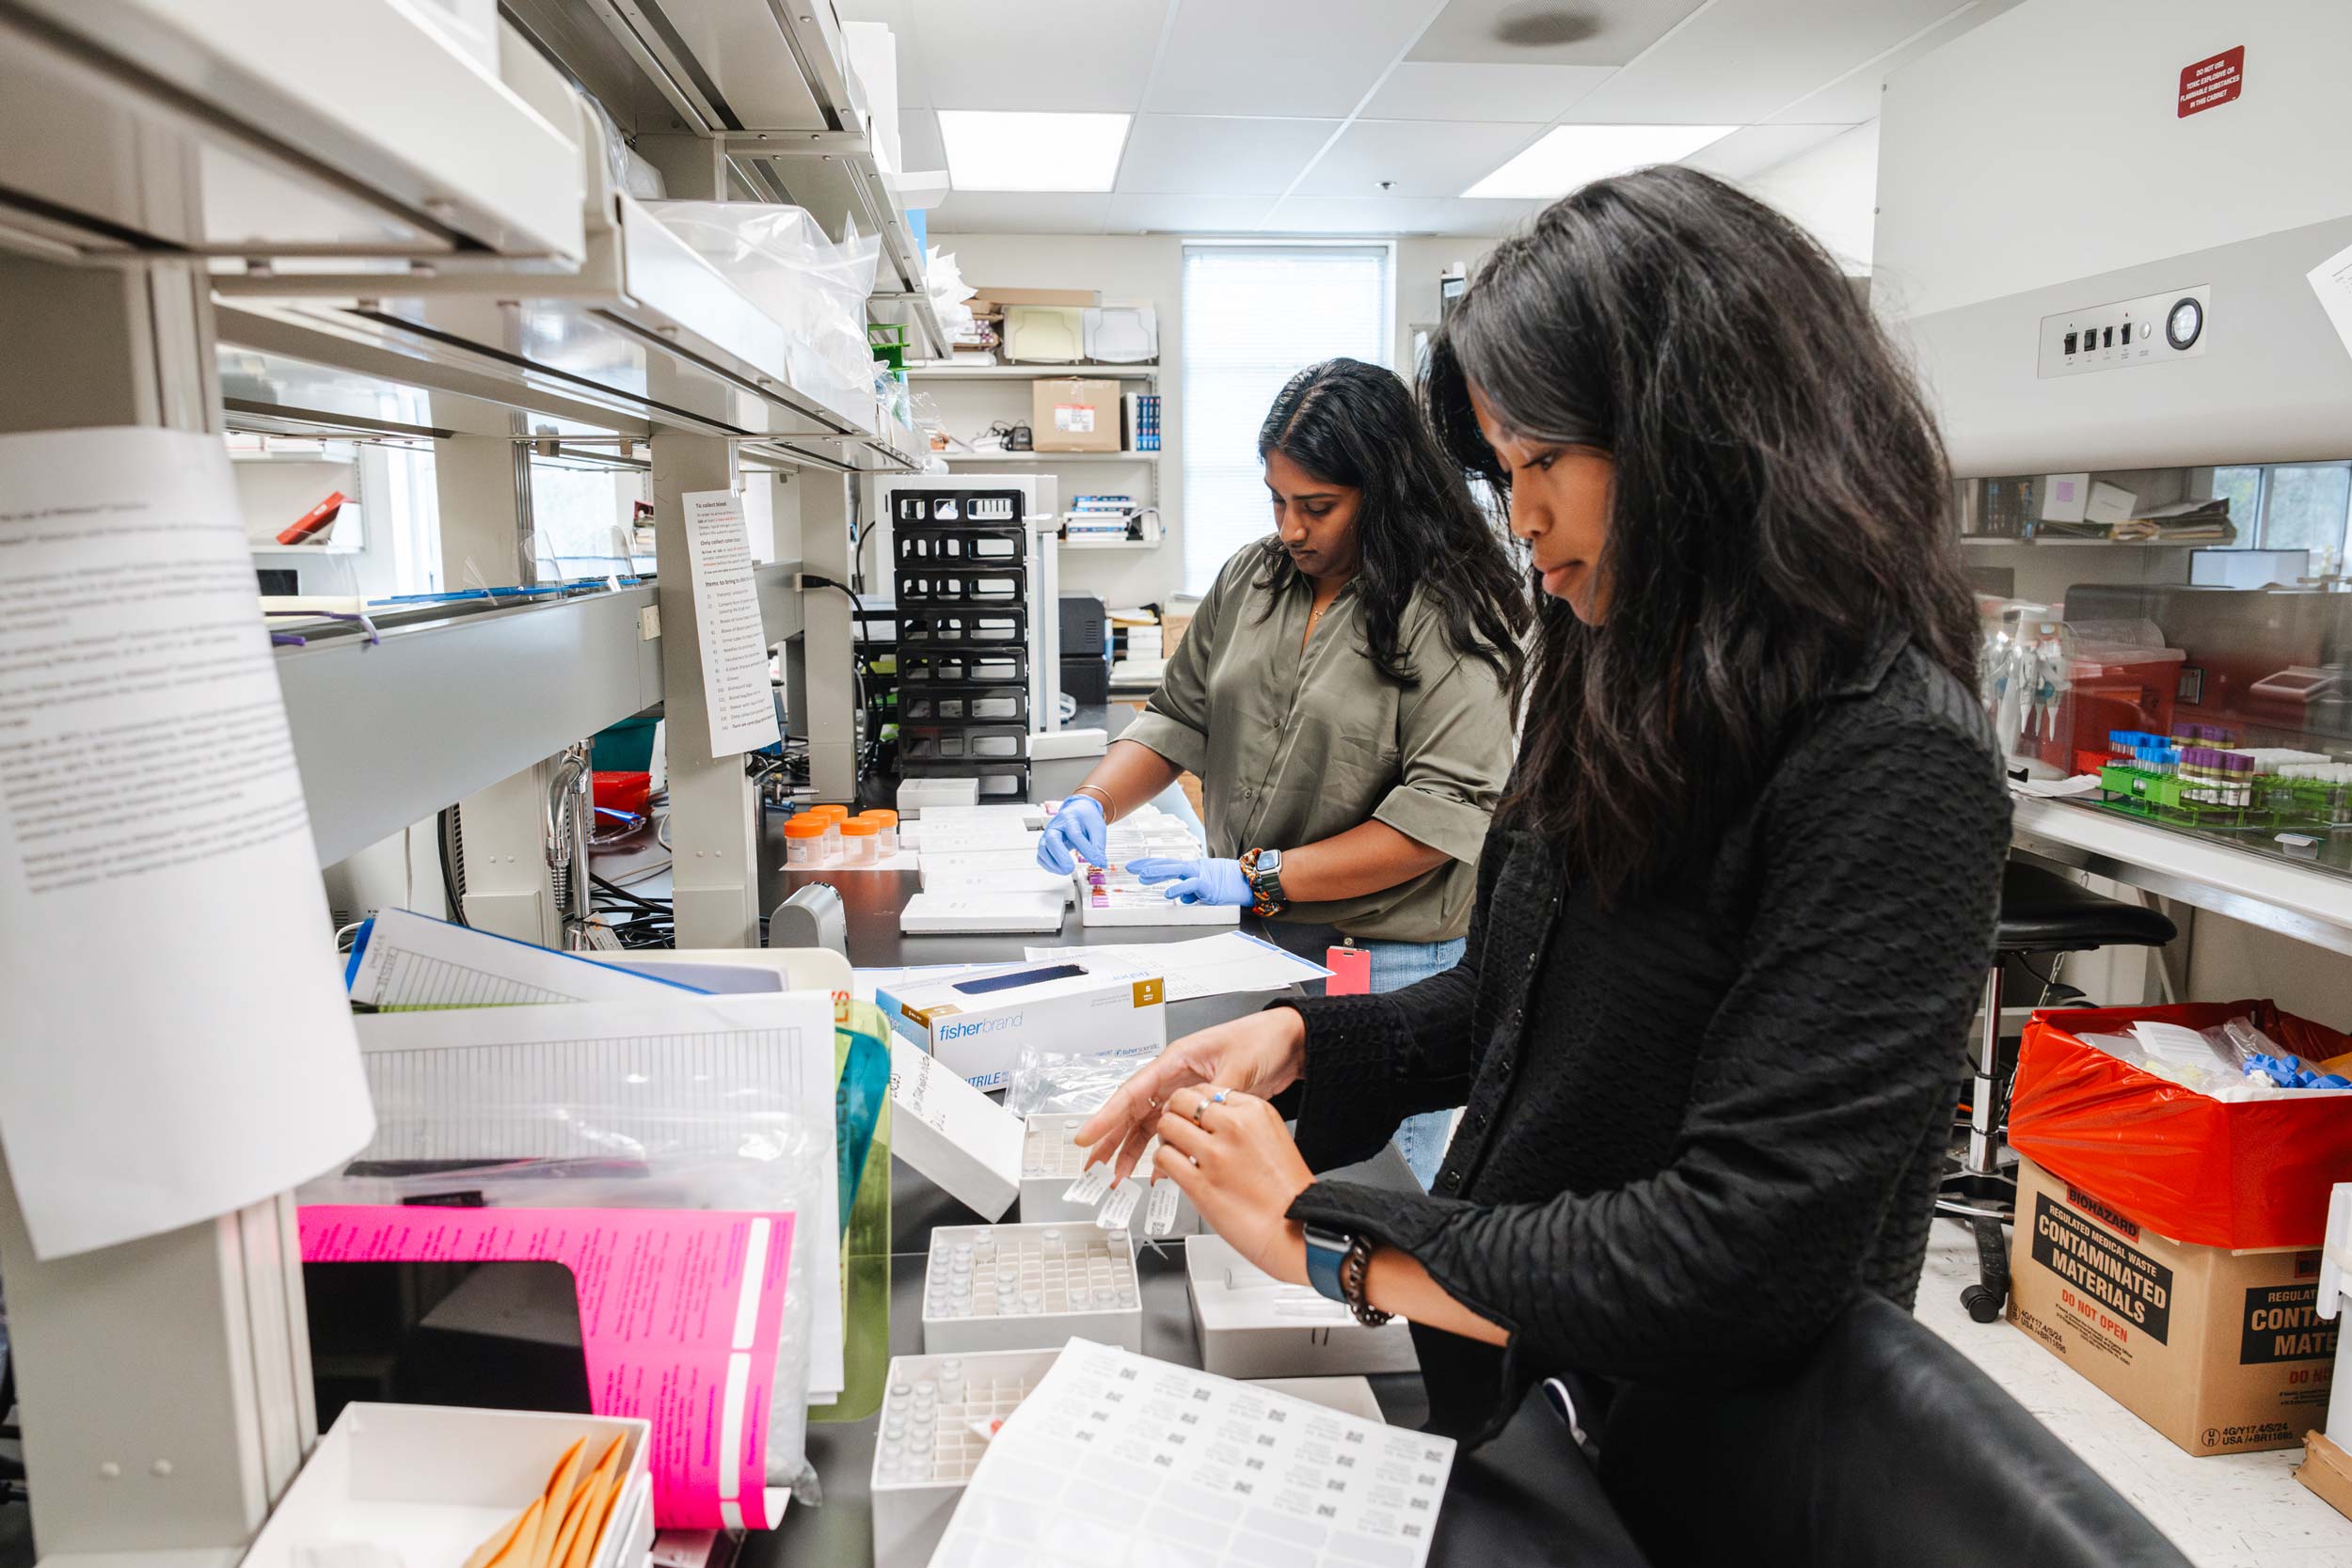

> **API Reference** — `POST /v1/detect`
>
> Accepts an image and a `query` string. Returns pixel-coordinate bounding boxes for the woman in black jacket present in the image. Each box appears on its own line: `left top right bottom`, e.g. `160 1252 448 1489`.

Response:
1076 165 2010 1448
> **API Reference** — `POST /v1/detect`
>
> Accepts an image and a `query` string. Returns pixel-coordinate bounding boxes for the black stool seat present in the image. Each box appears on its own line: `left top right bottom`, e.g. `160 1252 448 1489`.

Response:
1997 862 2177 954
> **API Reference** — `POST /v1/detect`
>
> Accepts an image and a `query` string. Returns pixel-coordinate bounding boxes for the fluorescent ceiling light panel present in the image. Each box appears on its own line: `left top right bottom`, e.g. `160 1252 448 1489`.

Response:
937 110 1133 193
1463 124 1737 198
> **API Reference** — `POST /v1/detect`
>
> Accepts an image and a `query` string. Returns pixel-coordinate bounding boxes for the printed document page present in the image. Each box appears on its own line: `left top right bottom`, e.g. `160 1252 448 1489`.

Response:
0 427 373 1259
347 907 707 1008
936 1338 1455 1568
680 489 781 757
349 991 845 1398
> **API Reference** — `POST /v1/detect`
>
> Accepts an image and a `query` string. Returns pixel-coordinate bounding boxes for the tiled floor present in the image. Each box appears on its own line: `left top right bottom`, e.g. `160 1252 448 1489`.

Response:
1917 1227 2352 1567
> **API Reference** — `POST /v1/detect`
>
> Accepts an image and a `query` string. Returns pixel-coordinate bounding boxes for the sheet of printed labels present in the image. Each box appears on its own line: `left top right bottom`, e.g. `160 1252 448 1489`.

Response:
928 1338 1455 1568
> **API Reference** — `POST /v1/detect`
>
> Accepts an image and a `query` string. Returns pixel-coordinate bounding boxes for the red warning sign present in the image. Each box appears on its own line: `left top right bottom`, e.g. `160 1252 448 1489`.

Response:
2177 45 2245 119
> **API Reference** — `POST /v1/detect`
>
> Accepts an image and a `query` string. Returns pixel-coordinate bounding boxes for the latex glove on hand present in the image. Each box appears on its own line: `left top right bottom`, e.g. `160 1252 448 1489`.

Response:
1036 794 1107 874
1129 856 1253 907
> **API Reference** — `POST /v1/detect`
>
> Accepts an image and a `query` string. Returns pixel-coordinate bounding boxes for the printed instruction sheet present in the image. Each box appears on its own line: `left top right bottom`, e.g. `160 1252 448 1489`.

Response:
935 1338 1455 1568
679 488 781 758
0 427 374 1258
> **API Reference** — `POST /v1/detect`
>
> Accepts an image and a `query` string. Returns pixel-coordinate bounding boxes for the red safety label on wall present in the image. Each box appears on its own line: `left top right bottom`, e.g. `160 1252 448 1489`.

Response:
2177 45 2245 118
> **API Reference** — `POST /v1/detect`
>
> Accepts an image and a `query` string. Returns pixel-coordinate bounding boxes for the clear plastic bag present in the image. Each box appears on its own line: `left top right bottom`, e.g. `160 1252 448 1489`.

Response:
308 1097 828 1505
1002 1046 1152 1119
644 201 882 419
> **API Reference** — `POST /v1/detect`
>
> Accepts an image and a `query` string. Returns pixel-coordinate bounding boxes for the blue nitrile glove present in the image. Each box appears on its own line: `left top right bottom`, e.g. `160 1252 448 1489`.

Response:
1129 856 1254 908
1036 794 1108 874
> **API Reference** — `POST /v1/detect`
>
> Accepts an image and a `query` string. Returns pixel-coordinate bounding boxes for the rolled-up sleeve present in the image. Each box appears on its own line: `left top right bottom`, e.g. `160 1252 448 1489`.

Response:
1120 565 1227 775
1371 651 1512 864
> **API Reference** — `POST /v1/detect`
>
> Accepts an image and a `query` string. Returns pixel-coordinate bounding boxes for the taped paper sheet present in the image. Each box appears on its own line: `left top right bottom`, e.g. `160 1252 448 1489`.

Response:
348 991 845 1399
301 1205 792 1529
935 1338 1455 1568
679 488 781 758
0 427 373 1259
2308 238 2352 365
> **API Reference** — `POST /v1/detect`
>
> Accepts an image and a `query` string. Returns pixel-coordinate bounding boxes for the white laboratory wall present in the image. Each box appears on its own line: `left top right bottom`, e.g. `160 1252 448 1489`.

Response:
916 230 1498 610
1742 119 1880 276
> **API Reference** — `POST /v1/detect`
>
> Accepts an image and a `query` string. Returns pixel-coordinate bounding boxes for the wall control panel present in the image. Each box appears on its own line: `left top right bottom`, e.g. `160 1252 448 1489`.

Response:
2038 284 2210 378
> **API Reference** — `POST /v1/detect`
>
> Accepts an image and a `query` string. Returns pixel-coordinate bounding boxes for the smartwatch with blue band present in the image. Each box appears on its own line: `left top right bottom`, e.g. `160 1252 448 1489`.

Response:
1304 1222 1352 1306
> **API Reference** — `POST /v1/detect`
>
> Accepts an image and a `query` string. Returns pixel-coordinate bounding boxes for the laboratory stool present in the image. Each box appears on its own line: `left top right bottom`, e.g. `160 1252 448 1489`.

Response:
1935 860 2175 1323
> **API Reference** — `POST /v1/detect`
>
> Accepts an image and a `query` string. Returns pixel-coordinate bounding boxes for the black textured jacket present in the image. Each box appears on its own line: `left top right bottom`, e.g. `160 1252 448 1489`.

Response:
1281 637 2010 1447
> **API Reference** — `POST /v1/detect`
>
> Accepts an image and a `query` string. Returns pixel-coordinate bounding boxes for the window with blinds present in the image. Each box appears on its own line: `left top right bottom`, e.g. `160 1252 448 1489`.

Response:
1181 245 1391 594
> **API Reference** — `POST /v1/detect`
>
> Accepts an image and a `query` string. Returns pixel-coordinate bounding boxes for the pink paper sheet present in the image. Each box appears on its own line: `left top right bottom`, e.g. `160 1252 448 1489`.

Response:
300 1205 794 1529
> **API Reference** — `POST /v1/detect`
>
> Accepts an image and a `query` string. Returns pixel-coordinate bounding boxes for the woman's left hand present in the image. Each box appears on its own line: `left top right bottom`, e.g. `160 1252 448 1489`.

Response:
1129 856 1254 907
1152 1087 1313 1286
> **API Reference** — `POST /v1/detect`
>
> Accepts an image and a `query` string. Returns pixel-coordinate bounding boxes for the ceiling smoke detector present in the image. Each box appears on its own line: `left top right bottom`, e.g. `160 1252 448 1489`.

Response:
1492 4 1599 48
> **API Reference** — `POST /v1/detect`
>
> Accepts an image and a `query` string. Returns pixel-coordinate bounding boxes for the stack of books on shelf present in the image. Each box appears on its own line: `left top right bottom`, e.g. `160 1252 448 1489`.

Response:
1063 495 1136 545
1121 392 1161 451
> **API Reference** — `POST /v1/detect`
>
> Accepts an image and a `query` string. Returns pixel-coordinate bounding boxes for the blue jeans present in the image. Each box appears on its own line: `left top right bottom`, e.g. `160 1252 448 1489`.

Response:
1251 920 1467 1190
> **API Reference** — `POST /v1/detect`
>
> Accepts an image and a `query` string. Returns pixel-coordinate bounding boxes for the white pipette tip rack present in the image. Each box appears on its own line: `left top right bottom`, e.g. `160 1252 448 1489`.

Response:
921 1222 1146 1355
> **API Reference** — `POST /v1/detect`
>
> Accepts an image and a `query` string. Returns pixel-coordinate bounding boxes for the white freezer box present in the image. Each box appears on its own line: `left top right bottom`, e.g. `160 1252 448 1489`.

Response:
870 1347 1063 1568
242 1402 654 1568
921 1222 1143 1354
897 776 979 815
1018 1112 1199 1235
898 890 1065 934
1185 1232 1420 1381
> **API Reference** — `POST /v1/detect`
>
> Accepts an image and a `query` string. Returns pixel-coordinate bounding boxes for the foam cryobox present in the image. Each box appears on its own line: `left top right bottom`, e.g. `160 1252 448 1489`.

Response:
920 1222 1144 1354
869 1348 1062 1568
1184 1232 1420 1380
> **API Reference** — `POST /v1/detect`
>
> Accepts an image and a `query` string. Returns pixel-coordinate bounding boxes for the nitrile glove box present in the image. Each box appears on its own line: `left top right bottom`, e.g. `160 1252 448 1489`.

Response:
876 958 1167 1090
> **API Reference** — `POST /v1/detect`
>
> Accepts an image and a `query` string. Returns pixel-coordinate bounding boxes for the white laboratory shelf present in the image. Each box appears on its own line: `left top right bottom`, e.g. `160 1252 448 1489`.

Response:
1 0 584 264
1059 537 1162 551
909 364 1160 381
943 451 1158 465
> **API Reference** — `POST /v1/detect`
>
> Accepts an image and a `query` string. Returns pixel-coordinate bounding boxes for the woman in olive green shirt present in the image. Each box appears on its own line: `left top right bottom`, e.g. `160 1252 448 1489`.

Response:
1037 356 1528 1183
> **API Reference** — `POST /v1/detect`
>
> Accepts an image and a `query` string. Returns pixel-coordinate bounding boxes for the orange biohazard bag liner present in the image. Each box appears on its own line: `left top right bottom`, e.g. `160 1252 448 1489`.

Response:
2009 999 2352 1249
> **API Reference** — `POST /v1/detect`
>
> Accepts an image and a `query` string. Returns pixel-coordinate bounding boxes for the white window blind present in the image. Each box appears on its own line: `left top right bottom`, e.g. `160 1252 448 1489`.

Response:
1181 245 1391 594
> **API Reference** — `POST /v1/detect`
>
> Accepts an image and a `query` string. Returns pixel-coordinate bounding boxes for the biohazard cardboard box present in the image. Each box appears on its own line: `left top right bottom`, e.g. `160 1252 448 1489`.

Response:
2009 1158 2336 1455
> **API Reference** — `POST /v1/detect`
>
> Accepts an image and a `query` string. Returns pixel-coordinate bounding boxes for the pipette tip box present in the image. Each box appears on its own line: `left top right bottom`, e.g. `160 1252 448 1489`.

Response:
1019 1111 1198 1234
870 1348 1062 1568
921 1222 1144 1354
1185 1232 1420 1380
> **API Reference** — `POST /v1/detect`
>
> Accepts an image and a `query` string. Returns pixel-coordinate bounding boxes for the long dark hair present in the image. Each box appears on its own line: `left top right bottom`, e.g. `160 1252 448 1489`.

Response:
1424 165 1979 897
1252 357 1529 693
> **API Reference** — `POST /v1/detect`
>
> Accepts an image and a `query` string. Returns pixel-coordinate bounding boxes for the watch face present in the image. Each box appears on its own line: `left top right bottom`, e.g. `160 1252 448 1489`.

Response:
1258 847 1281 874
2167 296 2203 351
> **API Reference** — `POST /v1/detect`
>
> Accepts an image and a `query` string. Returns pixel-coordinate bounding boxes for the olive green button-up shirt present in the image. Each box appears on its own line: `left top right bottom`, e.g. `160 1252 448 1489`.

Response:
1120 543 1515 943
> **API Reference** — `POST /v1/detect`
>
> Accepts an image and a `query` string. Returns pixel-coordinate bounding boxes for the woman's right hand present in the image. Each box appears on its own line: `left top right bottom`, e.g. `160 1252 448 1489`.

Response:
1075 1006 1309 1181
1035 795 1107 874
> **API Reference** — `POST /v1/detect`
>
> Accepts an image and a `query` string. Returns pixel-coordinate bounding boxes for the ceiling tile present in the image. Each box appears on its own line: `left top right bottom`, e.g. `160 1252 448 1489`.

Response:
1362 61 1615 121
1766 0 2028 124
1147 0 1437 118
1684 122 1849 181
1407 0 1708 66
1294 119 1545 199
904 1 1172 113
928 192 1115 234
1560 0 1963 124
1117 115 1341 195
1105 193 1280 232
1420 196 1546 235
1261 196 1454 235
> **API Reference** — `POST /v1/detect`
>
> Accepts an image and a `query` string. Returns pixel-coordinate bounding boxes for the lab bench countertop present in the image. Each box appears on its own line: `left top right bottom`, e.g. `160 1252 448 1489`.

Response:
749 829 1653 1568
